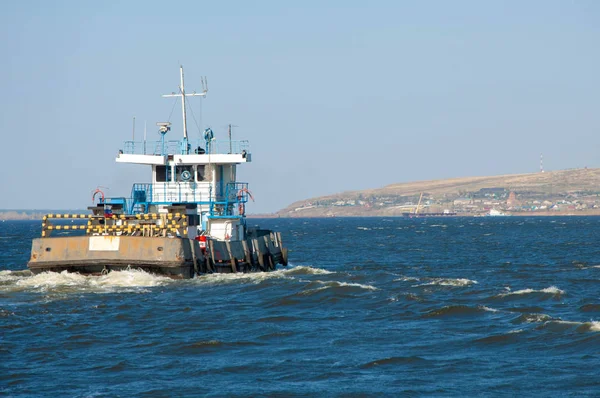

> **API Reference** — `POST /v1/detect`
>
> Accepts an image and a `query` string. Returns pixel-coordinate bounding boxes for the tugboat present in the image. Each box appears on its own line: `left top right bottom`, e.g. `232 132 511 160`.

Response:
28 66 288 278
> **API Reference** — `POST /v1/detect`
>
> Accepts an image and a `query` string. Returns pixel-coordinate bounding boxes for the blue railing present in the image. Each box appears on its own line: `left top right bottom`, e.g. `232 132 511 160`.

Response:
208 182 250 218
151 183 208 204
130 183 152 214
100 182 250 217
102 197 129 211
122 139 250 156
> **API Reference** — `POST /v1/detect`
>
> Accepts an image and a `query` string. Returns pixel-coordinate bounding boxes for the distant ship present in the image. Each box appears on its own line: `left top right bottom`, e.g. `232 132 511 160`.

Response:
402 193 457 217
401 211 457 218
28 66 288 278
486 209 508 217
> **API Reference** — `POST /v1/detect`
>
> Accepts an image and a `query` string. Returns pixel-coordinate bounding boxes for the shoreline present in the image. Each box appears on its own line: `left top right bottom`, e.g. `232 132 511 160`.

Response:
4 210 600 221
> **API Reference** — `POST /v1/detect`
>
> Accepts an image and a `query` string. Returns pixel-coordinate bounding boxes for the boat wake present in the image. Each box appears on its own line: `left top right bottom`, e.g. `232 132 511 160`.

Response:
192 265 334 286
0 268 173 293
297 280 378 296
0 264 335 293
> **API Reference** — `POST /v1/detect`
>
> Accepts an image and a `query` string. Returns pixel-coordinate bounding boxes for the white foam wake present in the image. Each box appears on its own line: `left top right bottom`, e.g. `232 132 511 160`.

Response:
588 321 600 332
282 265 333 275
192 265 333 286
299 280 378 295
0 269 32 284
2 265 338 293
540 320 600 333
193 269 292 285
314 280 378 291
480 306 499 313
499 286 565 297
418 278 478 287
393 276 420 282
5 269 172 293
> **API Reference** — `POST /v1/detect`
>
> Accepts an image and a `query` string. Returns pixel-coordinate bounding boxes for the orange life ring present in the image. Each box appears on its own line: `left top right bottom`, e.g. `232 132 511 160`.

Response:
92 189 105 203
236 188 254 202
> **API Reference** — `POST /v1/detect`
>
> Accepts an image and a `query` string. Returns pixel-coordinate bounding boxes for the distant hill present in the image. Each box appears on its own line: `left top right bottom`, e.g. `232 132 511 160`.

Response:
277 168 600 217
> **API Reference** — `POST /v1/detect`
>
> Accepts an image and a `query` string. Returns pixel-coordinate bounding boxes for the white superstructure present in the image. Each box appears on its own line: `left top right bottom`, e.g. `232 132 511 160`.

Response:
113 66 253 241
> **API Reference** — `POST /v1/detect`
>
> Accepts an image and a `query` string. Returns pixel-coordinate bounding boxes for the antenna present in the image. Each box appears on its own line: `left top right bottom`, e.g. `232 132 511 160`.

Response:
162 66 208 153
228 123 238 154
540 153 544 173
132 116 136 141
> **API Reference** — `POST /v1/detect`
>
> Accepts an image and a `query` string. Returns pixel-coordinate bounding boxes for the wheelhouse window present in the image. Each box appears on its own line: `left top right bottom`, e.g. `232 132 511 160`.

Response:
156 165 172 182
175 165 194 182
197 165 212 182
196 165 205 182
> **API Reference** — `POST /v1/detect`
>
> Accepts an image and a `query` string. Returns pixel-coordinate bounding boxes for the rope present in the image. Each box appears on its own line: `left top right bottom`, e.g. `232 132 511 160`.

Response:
187 97 202 137
167 96 179 123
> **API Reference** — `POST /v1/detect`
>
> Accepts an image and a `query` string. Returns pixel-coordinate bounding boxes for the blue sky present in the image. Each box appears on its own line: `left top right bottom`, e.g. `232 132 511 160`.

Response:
1 1 598 212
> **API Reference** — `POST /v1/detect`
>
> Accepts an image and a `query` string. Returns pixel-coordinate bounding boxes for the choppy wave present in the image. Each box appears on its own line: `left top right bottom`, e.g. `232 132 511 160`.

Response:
475 330 524 345
512 313 554 324
0 265 335 293
317 280 377 291
298 280 378 296
192 265 333 286
360 356 427 368
282 265 333 275
393 276 477 287
418 278 478 287
5 217 600 396
580 303 600 312
496 286 565 299
192 269 292 285
424 304 496 318
537 320 600 333
173 340 263 354
0 269 171 293
481 306 499 313
393 276 420 282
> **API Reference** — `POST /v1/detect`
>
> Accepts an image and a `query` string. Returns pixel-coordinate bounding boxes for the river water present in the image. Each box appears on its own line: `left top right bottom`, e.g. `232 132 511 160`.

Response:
2 217 600 396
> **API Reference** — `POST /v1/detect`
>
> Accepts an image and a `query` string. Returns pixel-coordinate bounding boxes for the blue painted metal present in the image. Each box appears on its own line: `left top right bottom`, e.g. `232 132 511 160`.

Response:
160 129 168 155
181 137 189 155
101 181 249 215
113 133 253 219
207 182 250 218
129 183 152 214
203 128 214 153
100 180 249 216
218 165 224 199
151 182 207 204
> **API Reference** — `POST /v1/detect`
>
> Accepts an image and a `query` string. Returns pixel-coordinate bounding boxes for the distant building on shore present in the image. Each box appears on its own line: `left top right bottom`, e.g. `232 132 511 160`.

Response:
506 191 518 206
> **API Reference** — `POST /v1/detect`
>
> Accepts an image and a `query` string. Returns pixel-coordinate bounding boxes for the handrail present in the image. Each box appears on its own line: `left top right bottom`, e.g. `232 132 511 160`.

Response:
122 139 250 155
99 181 250 216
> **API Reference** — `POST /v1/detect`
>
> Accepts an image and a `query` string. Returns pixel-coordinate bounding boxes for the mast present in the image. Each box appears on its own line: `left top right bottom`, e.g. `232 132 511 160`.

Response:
162 65 208 153
180 67 188 140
